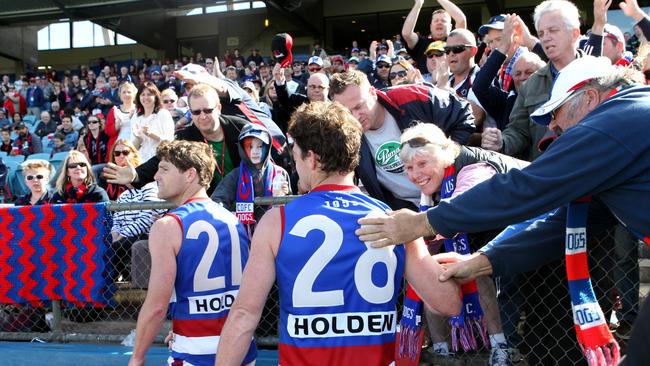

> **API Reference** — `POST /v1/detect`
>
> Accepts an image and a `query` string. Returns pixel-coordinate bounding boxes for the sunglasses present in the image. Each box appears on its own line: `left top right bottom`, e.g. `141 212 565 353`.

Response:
190 108 215 116
444 45 472 55
427 51 445 58
389 70 408 80
162 99 176 104
376 63 391 69
113 150 131 157
67 162 87 169
308 67 321 72
87 120 99 124
26 174 45 181
400 136 432 149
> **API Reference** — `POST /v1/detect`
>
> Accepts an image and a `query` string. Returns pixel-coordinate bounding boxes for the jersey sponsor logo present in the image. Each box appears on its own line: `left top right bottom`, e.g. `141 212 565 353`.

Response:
288 311 396 338
565 227 587 255
374 141 403 174
188 289 238 314
572 302 606 329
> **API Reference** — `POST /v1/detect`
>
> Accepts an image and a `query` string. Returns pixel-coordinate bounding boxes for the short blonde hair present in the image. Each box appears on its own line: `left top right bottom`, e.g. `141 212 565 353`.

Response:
399 123 459 167
188 83 220 109
55 150 96 194
118 81 137 96
161 88 178 100
22 160 53 177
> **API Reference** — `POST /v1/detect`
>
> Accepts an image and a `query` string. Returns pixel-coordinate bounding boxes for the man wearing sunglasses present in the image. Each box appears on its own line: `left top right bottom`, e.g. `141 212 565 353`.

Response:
331 70 474 211
402 0 467 75
372 55 392 89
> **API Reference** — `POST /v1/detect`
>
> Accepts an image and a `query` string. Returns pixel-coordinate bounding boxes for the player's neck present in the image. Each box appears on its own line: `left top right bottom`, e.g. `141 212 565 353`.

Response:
174 186 209 206
310 171 355 190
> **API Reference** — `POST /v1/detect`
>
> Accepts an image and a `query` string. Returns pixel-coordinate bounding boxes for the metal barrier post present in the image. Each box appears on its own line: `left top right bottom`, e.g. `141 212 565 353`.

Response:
51 300 62 332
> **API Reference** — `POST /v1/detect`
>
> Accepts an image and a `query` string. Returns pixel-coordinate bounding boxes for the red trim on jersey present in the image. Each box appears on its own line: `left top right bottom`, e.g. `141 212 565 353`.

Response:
181 196 211 205
279 206 285 250
166 213 184 237
310 184 360 193
279 342 395 366
173 317 227 337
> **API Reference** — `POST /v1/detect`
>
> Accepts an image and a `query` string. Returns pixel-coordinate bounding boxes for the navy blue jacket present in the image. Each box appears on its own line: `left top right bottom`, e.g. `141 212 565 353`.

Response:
357 84 475 210
425 85 650 276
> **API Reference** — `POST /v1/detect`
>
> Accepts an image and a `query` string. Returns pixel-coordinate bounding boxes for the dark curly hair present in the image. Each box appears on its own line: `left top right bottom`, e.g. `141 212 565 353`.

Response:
156 140 215 188
287 101 362 174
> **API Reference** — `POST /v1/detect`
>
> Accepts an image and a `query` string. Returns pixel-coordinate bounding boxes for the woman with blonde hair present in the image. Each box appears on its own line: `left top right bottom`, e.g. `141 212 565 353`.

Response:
105 81 138 153
50 150 109 204
388 58 423 86
105 139 142 200
15 160 53 206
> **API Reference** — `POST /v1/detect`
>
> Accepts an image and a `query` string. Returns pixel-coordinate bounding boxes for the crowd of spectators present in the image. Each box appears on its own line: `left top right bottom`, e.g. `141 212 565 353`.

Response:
0 0 649 364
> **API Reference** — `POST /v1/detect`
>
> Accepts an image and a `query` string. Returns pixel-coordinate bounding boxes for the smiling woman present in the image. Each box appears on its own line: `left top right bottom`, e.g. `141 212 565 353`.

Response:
50 150 109 204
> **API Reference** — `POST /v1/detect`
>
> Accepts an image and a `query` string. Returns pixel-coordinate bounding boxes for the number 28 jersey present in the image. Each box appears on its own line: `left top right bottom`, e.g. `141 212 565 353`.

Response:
276 185 406 366
167 198 256 366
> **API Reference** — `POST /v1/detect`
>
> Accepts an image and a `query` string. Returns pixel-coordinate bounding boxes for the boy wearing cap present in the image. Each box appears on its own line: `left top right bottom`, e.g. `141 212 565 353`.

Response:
372 55 392 89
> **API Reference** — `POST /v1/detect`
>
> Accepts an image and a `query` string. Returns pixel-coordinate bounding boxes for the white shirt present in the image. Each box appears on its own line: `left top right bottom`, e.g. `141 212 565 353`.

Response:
131 108 175 161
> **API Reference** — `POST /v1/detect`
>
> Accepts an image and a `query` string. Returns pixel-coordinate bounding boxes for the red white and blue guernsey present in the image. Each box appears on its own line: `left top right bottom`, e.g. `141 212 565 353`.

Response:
167 197 257 366
277 185 406 366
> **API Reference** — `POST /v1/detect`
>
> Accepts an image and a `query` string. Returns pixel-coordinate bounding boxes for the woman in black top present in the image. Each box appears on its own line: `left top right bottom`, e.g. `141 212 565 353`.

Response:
50 150 109 204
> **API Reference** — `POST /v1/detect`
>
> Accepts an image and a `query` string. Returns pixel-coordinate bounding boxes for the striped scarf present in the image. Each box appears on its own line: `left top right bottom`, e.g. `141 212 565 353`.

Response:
566 197 620 365
498 47 524 92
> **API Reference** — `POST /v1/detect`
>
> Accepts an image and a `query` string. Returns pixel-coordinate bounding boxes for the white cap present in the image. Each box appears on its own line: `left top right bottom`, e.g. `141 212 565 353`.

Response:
530 56 615 125
308 56 323 67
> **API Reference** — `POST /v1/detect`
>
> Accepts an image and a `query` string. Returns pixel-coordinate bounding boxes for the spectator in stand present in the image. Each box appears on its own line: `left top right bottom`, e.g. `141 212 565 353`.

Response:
260 81 289 133
601 24 628 65
25 77 44 116
224 66 238 82
131 82 175 161
50 133 72 156
357 48 374 76
204 57 215 75
101 75 121 112
330 70 475 210
34 111 57 138
12 112 21 124
12 122 42 156
4 84 26 117
0 109 10 129
118 66 134 84
246 49 264 67
78 114 109 165
51 114 78 150
50 150 109 203
312 42 327 58
233 48 245 66
372 55 392 89
402 0 467 74
15 160 53 206
106 81 138 153
370 40 395 61
291 60 307 84
273 63 329 117
109 139 164 283
347 57 359 71
388 59 422 86
307 56 324 76
0 127 12 154
160 89 188 130
330 55 346 74
49 83 67 109
422 41 449 85
67 74 81 98
258 63 272 85
150 70 165 92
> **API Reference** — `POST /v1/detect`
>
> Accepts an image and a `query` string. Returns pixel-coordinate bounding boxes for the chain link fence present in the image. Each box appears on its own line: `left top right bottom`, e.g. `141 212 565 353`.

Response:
0 198 647 365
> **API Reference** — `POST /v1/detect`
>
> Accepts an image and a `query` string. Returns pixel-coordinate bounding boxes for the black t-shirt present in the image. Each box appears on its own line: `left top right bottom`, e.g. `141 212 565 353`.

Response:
406 34 443 75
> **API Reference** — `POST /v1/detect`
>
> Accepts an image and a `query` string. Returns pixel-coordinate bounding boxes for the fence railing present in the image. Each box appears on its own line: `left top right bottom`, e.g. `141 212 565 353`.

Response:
0 197 646 365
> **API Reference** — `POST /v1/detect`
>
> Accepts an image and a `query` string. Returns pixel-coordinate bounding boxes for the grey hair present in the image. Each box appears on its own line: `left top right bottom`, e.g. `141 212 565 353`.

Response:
533 0 580 32
579 66 644 93
399 123 459 167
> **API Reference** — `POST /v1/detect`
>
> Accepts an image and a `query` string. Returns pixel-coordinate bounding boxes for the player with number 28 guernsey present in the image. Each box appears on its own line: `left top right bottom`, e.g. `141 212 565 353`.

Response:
128 140 256 366
215 102 460 366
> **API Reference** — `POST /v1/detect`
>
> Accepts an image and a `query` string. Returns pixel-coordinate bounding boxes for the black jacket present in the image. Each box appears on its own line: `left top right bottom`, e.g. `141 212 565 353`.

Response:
133 114 247 195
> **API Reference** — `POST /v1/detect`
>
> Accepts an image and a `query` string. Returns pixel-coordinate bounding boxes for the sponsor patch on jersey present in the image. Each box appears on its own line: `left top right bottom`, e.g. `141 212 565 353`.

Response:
288 311 396 338
374 141 403 174
188 289 238 315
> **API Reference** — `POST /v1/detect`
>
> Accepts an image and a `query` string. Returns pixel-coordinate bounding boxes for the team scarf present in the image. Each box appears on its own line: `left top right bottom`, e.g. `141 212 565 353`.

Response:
395 284 425 366
498 47 524 93
0 202 114 307
236 162 277 231
438 166 488 352
566 197 620 366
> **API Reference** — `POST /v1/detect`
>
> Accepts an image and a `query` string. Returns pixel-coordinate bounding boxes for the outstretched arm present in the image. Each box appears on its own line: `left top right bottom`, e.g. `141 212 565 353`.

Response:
402 0 425 49
437 0 466 29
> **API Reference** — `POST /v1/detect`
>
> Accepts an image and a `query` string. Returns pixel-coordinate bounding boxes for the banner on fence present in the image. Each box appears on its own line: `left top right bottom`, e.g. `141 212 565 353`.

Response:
0 203 114 307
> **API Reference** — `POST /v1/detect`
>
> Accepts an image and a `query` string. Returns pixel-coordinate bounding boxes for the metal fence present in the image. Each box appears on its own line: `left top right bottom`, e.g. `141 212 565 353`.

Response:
0 198 647 365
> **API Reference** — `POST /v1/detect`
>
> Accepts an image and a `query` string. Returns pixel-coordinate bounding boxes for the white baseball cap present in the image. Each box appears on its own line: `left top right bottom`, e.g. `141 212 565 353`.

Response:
530 56 615 125
308 56 323 67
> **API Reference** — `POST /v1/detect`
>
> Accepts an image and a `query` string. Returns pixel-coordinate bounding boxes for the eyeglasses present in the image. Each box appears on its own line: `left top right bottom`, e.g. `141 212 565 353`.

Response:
67 162 87 169
162 99 176 104
444 45 473 55
376 63 391 69
308 67 321 72
308 84 327 90
389 70 408 80
400 136 432 149
26 174 45 181
190 108 216 116
427 51 445 58
113 150 131 157
87 120 99 124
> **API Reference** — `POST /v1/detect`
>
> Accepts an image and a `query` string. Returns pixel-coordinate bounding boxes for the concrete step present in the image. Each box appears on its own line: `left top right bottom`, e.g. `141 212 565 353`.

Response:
641 259 650 283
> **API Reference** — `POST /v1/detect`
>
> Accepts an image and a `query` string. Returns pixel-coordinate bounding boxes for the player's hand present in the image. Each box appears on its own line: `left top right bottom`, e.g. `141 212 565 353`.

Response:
437 253 493 283
481 127 503 151
619 0 647 22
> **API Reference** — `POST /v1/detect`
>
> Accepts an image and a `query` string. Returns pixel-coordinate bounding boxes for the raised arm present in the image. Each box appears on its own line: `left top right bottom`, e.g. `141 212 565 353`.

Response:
437 0 466 29
402 0 425 49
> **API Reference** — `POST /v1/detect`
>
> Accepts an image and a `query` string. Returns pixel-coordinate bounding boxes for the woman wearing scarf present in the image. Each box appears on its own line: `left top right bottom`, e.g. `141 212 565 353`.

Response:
50 150 109 204
398 123 528 365
78 114 110 165
210 123 290 237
